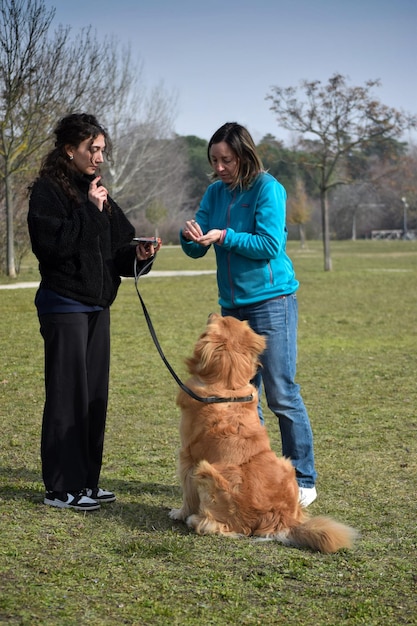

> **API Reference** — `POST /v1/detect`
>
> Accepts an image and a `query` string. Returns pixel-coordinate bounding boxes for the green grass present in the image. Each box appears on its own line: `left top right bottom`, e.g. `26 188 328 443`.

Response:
1 241 416 625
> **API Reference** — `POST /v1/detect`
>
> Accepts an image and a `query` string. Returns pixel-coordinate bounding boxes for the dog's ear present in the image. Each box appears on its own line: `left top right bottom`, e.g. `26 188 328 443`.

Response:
207 312 221 323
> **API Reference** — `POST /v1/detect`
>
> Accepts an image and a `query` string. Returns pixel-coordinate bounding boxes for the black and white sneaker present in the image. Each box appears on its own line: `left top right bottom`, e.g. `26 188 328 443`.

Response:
85 487 116 503
44 491 101 511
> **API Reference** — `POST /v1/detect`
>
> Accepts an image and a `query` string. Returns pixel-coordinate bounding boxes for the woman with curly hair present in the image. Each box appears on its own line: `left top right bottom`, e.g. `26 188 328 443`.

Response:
28 113 160 511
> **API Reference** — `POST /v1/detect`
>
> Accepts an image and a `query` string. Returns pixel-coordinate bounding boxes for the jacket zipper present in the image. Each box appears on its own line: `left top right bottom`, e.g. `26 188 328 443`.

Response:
226 191 234 305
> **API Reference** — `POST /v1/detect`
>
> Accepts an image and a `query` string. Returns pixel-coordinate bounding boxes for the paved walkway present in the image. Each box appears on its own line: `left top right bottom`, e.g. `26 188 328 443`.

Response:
0 270 216 290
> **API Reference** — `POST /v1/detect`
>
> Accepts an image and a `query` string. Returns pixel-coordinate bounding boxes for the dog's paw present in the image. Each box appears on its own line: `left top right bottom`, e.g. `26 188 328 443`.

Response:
185 514 198 529
169 508 186 520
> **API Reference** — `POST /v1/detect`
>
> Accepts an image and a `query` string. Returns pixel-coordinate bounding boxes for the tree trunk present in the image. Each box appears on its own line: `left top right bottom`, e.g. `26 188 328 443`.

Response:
321 189 332 271
352 210 357 241
5 171 17 278
299 223 306 249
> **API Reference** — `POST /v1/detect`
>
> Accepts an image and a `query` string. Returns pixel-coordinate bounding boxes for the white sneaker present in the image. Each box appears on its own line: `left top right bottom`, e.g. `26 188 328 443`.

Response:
299 486 317 507
44 491 100 511
85 487 116 503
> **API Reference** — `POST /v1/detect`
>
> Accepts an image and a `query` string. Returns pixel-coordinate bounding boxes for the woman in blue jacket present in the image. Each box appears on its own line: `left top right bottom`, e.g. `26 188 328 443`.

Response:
180 122 317 507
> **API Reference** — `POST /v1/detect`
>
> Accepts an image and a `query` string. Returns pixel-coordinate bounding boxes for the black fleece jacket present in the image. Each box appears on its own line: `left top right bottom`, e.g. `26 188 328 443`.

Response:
28 172 150 307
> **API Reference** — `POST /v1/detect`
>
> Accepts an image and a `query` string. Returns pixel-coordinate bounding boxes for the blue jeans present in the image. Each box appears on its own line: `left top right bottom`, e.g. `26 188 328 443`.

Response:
222 294 317 488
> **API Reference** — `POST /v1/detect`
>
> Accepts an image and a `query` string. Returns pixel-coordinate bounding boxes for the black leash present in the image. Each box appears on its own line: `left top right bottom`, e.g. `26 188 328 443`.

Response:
134 258 254 404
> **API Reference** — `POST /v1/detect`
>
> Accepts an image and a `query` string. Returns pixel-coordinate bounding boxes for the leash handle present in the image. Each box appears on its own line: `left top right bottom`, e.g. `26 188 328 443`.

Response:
133 259 254 405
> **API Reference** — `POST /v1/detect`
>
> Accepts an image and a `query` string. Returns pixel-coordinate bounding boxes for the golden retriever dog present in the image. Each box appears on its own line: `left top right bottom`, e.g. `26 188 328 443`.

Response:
169 313 356 553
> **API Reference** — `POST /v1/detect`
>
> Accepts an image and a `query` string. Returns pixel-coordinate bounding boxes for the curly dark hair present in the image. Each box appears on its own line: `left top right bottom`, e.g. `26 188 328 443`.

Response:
31 113 112 206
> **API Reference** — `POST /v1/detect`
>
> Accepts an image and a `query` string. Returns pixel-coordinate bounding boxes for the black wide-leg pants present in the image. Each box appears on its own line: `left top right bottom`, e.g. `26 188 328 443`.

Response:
39 309 110 493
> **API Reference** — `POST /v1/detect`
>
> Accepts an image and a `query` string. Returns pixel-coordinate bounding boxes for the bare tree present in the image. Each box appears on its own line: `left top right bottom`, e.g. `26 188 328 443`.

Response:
103 78 188 226
0 0 140 276
267 74 417 270
331 182 382 239
372 147 417 234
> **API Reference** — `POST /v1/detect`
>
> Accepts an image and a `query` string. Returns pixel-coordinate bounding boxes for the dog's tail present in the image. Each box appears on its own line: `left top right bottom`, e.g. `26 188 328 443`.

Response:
275 516 357 554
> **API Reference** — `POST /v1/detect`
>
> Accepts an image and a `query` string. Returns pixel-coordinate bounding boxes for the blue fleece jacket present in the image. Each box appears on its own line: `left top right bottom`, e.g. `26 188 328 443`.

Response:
180 172 299 308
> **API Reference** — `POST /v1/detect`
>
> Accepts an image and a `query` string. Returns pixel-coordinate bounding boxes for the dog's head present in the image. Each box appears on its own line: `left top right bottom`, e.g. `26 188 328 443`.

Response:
185 313 266 389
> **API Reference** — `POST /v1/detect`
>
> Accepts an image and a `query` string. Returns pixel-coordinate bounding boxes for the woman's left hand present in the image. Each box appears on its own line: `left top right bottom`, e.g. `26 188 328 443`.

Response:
183 219 222 247
197 229 223 246
135 238 162 261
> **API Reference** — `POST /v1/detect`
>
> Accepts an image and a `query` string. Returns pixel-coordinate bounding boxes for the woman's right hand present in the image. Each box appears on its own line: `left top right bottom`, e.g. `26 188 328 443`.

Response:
88 176 108 212
182 219 203 241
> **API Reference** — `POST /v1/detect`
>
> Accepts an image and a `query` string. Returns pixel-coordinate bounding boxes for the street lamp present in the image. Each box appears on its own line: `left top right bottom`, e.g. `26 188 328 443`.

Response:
401 197 408 238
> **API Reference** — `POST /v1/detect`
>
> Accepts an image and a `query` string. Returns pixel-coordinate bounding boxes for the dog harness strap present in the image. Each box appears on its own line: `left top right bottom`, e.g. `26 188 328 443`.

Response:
134 260 254 404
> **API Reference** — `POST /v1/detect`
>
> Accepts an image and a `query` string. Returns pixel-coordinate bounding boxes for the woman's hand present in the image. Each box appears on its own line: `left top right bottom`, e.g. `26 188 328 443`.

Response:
183 219 223 247
198 229 223 246
135 238 162 261
88 176 108 212
182 219 203 241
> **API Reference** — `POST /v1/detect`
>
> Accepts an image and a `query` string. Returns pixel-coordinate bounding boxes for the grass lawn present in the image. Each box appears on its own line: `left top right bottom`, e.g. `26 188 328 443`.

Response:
0 240 416 625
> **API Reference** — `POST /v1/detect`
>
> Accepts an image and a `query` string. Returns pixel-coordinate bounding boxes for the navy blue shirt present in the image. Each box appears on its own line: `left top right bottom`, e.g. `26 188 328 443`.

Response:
35 287 104 316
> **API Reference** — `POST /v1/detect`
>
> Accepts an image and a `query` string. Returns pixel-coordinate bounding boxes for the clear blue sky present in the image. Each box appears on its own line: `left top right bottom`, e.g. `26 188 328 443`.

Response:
44 0 417 144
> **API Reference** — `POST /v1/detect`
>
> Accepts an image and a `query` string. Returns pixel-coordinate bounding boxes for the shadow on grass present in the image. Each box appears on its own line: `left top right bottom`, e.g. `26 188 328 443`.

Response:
0 465 186 534
92 477 187 534
0 465 42 494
